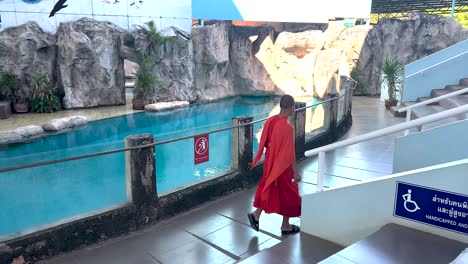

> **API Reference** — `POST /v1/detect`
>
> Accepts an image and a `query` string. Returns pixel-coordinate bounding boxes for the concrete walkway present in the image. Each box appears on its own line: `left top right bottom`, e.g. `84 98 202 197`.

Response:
42 97 404 264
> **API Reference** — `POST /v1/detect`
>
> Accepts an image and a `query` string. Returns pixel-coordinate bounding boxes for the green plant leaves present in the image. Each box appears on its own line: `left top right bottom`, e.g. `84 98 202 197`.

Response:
381 58 403 101
31 73 61 113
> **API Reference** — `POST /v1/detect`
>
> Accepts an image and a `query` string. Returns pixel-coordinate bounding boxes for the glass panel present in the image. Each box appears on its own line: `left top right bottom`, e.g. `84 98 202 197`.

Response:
337 90 347 124
156 129 233 195
0 142 126 241
305 100 331 141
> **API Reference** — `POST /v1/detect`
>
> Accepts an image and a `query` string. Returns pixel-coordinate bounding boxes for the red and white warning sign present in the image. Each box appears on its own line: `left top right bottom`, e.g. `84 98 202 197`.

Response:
194 134 209 165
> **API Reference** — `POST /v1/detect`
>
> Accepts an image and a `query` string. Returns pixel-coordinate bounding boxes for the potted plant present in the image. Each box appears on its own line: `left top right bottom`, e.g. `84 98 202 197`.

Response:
381 58 403 110
132 57 159 110
0 72 17 118
131 21 174 110
31 73 61 113
12 83 30 113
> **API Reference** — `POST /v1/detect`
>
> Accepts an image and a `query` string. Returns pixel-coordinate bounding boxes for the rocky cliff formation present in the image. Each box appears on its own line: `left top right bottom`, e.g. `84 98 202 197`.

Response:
0 13 466 108
357 12 468 95
0 22 56 98
57 18 126 108
191 22 277 102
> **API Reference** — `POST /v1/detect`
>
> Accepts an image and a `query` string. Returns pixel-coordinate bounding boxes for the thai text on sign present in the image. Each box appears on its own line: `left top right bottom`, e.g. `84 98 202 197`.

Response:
394 182 468 234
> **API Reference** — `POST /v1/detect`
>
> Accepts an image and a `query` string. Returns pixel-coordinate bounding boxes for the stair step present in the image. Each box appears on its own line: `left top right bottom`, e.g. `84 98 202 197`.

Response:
416 97 439 105
439 95 468 120
239 233 343 263
319 224 466 264
411 105 460 130
445 85 466 92
389 105 406 117
411 105 441 119
431 89 451 98
460 78 468 87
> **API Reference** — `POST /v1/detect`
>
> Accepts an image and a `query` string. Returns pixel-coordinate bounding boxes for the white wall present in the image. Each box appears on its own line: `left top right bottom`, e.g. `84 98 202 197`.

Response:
301 159 468 246
0 0 192 33
393 120 468 173
192 0 371 23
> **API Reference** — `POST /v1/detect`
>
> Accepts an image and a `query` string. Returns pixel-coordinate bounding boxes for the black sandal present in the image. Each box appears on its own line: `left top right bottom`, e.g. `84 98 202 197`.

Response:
247 213 259 231
281 224 300 235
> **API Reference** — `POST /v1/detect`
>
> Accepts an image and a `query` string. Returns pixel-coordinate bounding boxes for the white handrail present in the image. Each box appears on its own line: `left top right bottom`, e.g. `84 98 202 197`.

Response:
405 50 468 79
398 87 468 135
398 88 468 113
304 104 468 191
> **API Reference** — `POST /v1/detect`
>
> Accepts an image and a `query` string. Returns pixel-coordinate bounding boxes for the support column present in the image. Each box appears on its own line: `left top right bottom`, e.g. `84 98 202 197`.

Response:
294 102 306 160
125 134 157 207
329 93 339 132
231 116 253 171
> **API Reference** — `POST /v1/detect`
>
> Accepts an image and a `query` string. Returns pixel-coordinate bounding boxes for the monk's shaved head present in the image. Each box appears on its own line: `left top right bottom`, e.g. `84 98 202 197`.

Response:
280 95 295 109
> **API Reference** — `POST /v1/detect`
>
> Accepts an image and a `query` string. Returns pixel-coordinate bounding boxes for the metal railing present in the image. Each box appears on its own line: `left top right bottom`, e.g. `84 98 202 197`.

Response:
398 87 468 135
0 94 346 174
305 104 468 192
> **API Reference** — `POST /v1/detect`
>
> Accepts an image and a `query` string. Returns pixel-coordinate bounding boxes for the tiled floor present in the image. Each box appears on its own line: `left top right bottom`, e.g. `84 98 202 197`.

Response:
42 97 405 264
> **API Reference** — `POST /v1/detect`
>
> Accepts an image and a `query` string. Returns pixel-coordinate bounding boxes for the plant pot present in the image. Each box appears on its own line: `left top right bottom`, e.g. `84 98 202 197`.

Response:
14 103 29 113
132 98 146 110
385 99 397 110
0 100 11 119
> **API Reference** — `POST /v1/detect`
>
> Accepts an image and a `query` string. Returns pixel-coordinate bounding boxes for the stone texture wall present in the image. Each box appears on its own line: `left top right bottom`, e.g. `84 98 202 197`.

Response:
357 12 468 95
0 22 57 98
0 13 466 108
57 18 126 108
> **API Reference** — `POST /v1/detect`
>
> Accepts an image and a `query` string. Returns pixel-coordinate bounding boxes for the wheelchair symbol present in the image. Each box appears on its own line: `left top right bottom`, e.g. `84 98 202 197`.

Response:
402 189 421 213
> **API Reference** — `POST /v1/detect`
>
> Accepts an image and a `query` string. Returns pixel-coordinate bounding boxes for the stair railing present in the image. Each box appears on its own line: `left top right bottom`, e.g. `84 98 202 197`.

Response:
398 87 468 135
305 104 468 191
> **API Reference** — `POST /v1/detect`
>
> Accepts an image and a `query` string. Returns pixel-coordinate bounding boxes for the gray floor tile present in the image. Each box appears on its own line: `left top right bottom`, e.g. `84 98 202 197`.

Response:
131 223 197 257
298 182 317 195
203 222 274 257
75 238 159 264
239 251 288 264
335 157 393 174
301 170 318 183
172 208 234 237
156 239 234 264
319 254 357 264
214 197 256 225
239 237 283 260
42 254 80 264
265 233 344 264
359 170 388 180
253 212 300 237
301 173 360 189
336 224 466 264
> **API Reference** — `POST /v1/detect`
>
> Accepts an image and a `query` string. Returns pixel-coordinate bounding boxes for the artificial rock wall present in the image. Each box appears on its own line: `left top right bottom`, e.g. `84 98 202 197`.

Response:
0 13 466 109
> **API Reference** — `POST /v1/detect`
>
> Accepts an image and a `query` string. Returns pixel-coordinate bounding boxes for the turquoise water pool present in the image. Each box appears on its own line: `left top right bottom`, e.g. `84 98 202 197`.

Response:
0 96 284 238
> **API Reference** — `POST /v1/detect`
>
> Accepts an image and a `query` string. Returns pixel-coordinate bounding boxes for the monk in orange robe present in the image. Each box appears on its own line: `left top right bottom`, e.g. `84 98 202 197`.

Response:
247 95 302 234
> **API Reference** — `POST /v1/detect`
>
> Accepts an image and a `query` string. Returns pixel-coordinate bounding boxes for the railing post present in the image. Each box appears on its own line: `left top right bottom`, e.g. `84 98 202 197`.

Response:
125 134 157 207
232 116 253 171
404 109 412 136
294 102 306 160
329 93 339 132
317 151 326 191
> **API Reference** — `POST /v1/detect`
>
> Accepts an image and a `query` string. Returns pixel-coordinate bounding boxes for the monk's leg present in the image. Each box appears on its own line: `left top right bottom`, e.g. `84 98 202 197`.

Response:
281 216 291 231
253 208 262 221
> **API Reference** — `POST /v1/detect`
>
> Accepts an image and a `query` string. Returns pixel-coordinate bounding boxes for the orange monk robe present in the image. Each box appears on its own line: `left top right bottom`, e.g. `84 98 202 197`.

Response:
250 115 301 217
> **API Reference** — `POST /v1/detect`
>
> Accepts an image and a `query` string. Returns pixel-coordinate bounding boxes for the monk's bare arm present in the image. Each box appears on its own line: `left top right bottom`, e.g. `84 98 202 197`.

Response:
292 163 301 182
